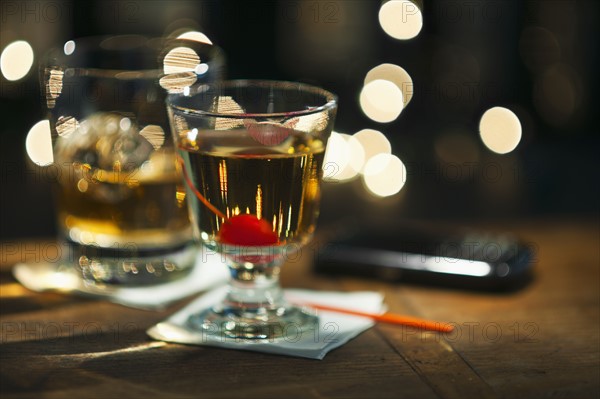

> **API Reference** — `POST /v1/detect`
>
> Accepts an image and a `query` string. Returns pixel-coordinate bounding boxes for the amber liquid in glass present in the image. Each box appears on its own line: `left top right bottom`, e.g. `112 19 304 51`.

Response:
56 151 192 249
177 130 325 250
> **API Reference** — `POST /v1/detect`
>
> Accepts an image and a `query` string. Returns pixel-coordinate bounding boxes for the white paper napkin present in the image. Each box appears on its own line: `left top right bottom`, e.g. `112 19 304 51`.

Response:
12 249 230 310
147 288 385 359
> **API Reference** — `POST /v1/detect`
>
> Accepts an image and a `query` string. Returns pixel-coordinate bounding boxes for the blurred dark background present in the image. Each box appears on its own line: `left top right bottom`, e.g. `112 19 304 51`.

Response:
1 0 598 240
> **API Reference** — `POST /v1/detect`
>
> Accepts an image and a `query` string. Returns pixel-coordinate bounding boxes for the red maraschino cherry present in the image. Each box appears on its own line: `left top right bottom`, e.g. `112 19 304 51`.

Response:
179 157 280 247
218 214 279 246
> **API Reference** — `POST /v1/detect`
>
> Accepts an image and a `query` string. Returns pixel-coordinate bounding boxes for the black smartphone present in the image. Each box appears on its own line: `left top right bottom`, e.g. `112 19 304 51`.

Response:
314 225 535 291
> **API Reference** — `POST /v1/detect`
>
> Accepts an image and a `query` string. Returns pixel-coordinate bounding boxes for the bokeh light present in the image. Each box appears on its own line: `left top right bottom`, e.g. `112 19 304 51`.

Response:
360 79 404 123
55 115 79 138
177 31 213 45
434 130 480 166
533 64 580 127
519 26 561 72
63 40 76 56
323 132 348 181
163 46 200 74
195 63 209 75
25 120 53 166
362 153 407 197
365 63 413 107
379 0 423 40
0 40 34 81
140 125 166 150
479 107 522 154
45 68 64 109
353 129 392 170
159 72 197 93
432 45 480 81
323 132 365 181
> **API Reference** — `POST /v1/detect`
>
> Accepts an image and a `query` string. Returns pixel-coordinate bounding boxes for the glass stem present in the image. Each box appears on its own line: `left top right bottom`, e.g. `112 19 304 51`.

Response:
224 262 286 311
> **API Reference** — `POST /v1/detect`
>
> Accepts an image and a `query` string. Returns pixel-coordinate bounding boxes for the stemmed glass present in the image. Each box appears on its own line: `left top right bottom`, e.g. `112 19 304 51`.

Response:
167 80 337 339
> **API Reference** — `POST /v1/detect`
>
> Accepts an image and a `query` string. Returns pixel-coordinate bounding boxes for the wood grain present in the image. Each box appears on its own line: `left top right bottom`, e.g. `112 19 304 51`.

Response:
1 220 599 398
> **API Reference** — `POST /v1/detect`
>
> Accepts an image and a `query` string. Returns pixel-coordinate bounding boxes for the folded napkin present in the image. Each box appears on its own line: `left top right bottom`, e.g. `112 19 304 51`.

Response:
147 288 385 359
12 250 230 310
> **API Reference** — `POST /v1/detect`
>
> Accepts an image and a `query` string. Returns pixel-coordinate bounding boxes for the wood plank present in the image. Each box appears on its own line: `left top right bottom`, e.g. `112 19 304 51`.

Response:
1 220 598 398
375 324 498 399
0 329 438 398
338 277 498 399
1 245 437 398
374 221 600 399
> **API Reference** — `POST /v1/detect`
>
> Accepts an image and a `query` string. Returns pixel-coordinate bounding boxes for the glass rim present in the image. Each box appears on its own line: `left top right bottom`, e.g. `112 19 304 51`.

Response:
166 79 338 119
42 34 223 77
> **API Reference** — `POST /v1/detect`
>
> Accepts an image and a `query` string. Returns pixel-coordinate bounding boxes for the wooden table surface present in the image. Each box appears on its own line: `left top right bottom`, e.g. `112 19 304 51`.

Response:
1 219 599 398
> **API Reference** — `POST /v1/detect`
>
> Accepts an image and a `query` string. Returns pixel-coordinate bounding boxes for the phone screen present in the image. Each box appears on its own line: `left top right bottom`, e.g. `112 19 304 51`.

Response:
314 225 534 291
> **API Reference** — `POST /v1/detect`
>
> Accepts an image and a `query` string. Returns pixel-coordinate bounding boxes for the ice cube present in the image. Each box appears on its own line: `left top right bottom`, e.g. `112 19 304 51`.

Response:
54 112 153 172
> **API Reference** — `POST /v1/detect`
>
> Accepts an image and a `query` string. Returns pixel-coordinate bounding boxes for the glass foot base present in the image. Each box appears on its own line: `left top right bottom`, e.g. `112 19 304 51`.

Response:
187 304 319 341
62 240 198 287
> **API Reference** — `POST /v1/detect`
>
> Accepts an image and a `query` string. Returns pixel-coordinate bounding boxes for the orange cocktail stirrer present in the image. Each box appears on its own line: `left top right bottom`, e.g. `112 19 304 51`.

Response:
178 157 227 220
294 301 454 333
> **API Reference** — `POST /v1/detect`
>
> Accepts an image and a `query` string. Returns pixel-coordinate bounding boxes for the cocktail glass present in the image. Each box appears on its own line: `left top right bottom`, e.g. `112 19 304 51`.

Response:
167 80 337 339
